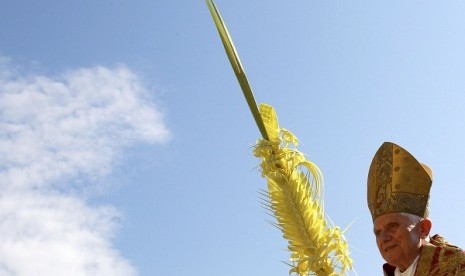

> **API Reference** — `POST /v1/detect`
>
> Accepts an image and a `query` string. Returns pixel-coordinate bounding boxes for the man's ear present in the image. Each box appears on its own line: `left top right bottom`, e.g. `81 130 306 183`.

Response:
419 218 432 238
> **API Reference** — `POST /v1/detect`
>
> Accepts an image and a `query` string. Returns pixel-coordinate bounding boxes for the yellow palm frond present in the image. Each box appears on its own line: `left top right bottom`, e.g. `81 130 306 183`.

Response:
254 104 352 275
206 0 353 274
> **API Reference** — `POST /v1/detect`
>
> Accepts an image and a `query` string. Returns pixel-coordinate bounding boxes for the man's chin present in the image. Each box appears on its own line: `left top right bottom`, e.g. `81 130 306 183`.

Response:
382 248 399 264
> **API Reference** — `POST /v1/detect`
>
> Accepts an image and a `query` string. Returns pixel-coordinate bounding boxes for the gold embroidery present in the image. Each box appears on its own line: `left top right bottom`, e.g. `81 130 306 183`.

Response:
415 236 465 276
367 142 433 220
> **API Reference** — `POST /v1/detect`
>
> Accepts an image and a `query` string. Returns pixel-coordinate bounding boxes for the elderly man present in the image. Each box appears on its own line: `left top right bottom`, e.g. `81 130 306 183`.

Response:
367 142 465 275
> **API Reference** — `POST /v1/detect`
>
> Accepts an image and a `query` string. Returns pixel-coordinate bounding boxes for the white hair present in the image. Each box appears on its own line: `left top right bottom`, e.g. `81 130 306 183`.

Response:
401 212 430 243
401 213 422 224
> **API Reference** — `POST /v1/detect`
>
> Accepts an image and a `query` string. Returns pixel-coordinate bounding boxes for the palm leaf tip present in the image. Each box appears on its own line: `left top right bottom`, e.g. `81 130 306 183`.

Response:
254 103 353 275
206 0 269 140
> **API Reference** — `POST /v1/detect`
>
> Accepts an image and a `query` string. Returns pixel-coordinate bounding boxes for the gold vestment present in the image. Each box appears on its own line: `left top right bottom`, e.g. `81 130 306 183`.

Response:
382 235 465 275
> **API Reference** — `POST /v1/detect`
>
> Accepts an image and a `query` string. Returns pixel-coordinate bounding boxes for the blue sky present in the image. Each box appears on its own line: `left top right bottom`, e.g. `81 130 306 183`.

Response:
1 1 465 275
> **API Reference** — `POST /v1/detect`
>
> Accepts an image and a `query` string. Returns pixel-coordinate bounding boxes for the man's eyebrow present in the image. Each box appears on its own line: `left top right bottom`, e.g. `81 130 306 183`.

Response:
373 220 392 232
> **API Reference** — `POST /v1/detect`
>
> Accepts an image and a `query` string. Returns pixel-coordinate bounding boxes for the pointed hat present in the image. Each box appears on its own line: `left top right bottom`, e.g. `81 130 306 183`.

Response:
367 142 433 221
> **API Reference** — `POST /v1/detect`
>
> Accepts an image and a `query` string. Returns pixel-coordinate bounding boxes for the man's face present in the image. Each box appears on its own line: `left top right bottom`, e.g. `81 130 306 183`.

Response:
373 212 422 271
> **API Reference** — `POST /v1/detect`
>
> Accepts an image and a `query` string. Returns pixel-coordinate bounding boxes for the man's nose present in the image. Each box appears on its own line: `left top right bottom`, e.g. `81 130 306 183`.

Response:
380 232 392 242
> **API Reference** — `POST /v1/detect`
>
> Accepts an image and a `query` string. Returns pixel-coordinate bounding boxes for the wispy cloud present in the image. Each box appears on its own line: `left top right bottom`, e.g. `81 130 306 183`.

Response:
0 58 170 275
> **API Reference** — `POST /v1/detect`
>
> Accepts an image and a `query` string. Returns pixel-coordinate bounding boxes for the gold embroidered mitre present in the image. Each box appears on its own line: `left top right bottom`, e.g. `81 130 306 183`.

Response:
367 142 433 221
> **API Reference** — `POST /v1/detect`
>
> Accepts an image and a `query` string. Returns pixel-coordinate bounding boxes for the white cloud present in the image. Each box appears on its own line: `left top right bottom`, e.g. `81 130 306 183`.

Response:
0 58 170 276
0 191 133 276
